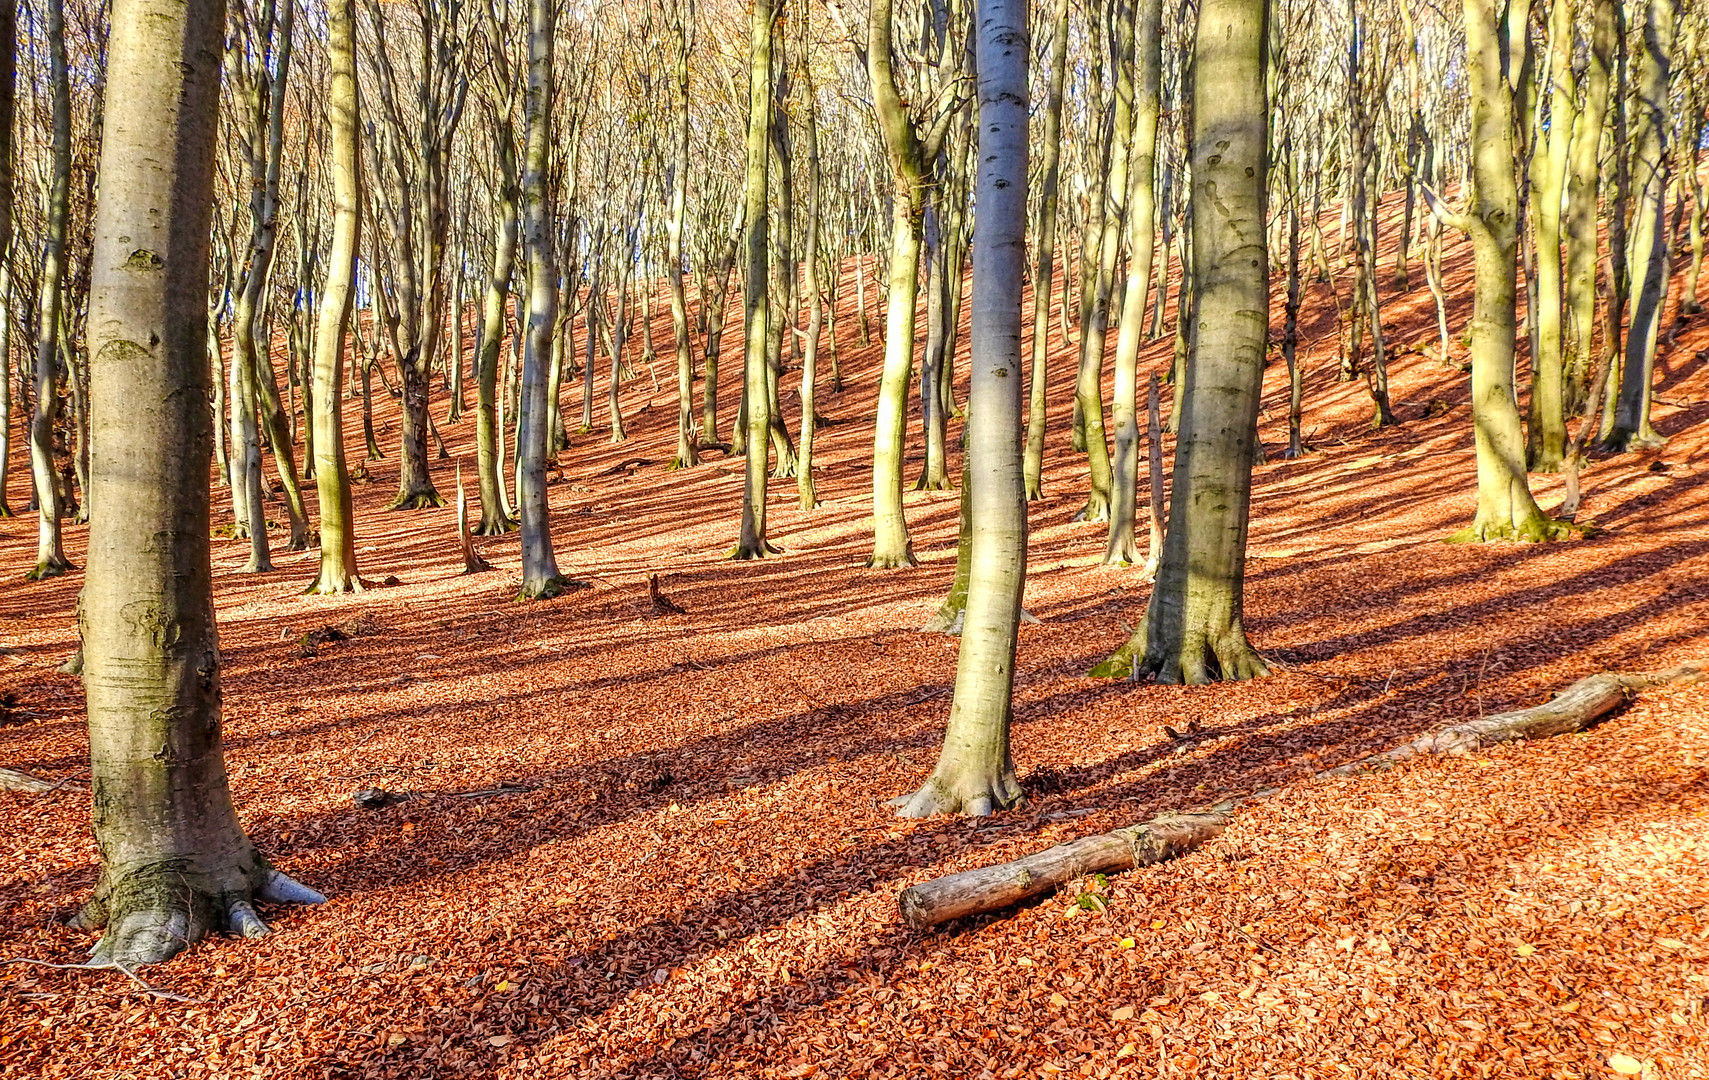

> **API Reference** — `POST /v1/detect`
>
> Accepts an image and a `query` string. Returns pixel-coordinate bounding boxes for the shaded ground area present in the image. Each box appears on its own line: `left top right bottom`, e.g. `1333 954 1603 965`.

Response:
3 212 1708 1077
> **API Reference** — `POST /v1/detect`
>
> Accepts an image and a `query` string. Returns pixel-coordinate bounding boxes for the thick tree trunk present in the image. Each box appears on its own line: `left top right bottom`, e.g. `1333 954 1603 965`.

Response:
893 0 1028 819
1095 0 1271 684
79 0 323 965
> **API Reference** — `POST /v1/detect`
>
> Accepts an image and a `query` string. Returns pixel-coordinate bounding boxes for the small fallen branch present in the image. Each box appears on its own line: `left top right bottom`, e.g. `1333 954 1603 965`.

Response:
2 957 201 1002
898 660 1707 930
353 782 537 809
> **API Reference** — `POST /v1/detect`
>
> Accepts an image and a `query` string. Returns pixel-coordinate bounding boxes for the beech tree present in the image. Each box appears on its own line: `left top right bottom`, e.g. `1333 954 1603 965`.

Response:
1433 0 1571 542
1604 0 1676 453
307 0 363 595
26 0 75 580
1094 0 1270 685
513 0 569 598
895 0 1029 818
78 0 322 965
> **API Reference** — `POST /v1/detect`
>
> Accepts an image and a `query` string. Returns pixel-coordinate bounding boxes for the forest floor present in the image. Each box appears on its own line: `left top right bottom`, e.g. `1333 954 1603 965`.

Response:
4 214 1709 1078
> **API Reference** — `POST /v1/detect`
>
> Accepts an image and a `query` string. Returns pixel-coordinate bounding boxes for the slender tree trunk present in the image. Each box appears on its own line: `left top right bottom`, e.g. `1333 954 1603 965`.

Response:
1444 0 1570 541
79 0 323 966
307 0 362 595
865 0 937 569
1525 0 1576 470
797 61 824 510
0 0 13 519
515 0 566 598
27 0 74 580
731 0 775 560
1022 0 1072 502
1605 0 1676 453
894 0 1029 818
1071 0 1133 523
475 142 520 535
666 7 698 470
700 230 737 447
1104 0 1163 566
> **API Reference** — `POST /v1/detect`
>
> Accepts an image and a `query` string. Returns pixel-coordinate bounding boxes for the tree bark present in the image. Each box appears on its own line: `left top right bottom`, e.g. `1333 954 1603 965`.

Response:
1104 0 1163 566
731 0 776 560
1022 0 1072 502
1443 0 1570 542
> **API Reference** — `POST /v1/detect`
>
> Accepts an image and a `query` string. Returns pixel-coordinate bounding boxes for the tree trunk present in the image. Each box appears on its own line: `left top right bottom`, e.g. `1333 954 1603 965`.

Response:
1071 0 1133 524
1104 0 1163 567
666 5 698 471
1444 0 1570 542
1605 0 1675 453
1022 0 1072 502
514 0 567 599
796 57 824 511
731 0 775 560
307 0 363 595
475 134 520 535
0 0 13 519
1094 0 1270 684
27 0 73 580
865 0 939 569
1525 0 1576 471
892 0 1028 818
79 0 323 965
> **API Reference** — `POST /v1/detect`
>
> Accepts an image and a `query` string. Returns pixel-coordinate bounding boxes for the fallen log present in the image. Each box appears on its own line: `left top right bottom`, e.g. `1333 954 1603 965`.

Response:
898 660 1707 930
1 768 57 794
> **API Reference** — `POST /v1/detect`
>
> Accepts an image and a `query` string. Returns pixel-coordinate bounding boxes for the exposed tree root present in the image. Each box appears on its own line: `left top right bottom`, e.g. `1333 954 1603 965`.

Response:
387 489 446 511
68 865 325 966
1447 514 1583 543
891 769 1025 820
899 660 1706 929
1070 495 1111 524
866 548 917 570
25 556 75 581
515 575 582 601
